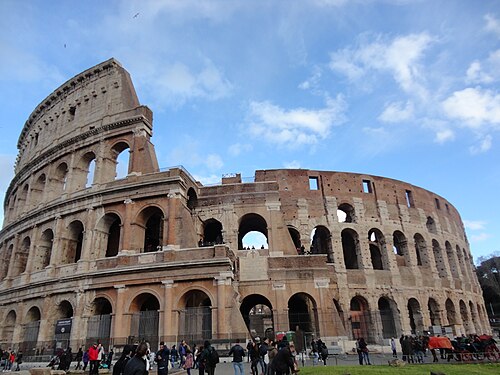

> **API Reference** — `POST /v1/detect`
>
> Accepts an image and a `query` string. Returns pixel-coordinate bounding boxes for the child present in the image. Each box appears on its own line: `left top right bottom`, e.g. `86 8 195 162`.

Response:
183 348 194 375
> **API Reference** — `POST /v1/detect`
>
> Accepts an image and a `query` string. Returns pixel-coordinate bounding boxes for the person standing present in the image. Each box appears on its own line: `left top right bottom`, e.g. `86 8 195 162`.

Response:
89 343 100 375
76 348 84 370
390 338 397 358
358 338 371 365
83 349 90 371
170 345 178 368
113 345 134 375
199 341 218 375
123 342 149 375
183 348 194 375
271 344 294 375
155 342 170 375
14 351 22 371
228 342 245 375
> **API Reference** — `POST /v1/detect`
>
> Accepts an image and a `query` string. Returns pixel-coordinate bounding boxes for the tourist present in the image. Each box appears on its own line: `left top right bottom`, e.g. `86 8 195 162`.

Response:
113 345 134 375
155 342 170 375
124 342 149 375
228 342 245 375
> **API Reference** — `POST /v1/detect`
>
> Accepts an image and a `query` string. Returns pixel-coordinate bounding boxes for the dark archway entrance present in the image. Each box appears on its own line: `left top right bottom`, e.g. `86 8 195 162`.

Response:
240 294 274 340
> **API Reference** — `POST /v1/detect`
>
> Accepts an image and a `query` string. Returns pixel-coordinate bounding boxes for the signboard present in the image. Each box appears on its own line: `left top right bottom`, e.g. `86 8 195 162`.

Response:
55 319 73 334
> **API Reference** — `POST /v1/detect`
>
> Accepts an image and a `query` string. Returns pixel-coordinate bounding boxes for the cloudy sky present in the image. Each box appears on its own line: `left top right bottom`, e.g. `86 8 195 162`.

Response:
0 0 499 261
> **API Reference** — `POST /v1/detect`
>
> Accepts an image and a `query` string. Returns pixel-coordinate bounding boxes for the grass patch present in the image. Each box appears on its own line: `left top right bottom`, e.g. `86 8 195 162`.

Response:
299 363 500 375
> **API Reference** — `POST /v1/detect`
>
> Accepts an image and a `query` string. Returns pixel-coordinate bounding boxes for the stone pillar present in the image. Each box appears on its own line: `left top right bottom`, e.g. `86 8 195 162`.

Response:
113 285 127 344
215 272 232 339
6 234 20 279
166 195 178 247
24 225 39 276
121 199 137 252
51 215 65 267
162 280 174 342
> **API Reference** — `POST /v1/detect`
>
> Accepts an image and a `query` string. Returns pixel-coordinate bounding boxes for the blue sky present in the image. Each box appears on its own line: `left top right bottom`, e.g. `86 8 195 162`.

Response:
1 0 499 262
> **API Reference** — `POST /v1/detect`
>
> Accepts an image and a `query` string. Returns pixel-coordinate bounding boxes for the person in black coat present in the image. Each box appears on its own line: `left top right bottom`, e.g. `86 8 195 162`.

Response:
155 342 170 375
113 345 135 375
271 346 294 375
124 343 149 375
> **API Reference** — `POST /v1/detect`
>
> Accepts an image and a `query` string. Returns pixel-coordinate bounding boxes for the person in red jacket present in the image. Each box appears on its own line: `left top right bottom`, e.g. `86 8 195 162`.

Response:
88 343 100 375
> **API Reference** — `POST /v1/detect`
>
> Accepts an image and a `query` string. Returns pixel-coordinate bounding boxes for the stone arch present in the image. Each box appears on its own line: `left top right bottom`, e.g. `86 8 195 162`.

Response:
378 297 399 339
63 220 84 264
86 297 113 349
468 300 479 334
288 226 302 251
238 213 268 250
137 206 165 253
445 298 457 325
240 294 274 340
459 300 470 333
35 228 54 270
112 141 130 180
445 241 458 278
129 292 160 349
456 245 468 282
12 236 30 277
202 218 223 246
31 173 46 208
18 184 29 214
426 216 437 234
310 225 333 262
413 233 428 267
96 213 122 258
57 300 74 319
407 298 424 335
349 296 373 341
428 298 442 326
342 228 360 269
337 203 356 223
187 187 198 210
23 306 41 352
53 161 69 196
368 228 388 270
432 239 447 278
288 293 318 335
179 289 212 342
0 244 14 280
2 310 16 348
73 151 97 190
393 230 410 267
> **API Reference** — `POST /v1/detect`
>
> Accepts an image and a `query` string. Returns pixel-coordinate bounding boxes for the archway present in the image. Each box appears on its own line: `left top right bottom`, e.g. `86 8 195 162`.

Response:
64 221 84 264
2 310 16 349
407 298 424 335
445 241 458 278
337 203 355 223
349 296 372 342
130 293 160 349
342 229 360 269
240 294 274 340
87 297 113 350
13 236 30 277
432 240 447 278
179 290 212 342
288 293 318 336
22 307 41 353
54 301 74 351
413 233 427 267
445 298 457 326
96 213 122 258
426 217 437 234
202 219 223 246
310 226 333 262
113 142 130 180
378 297 398 339
138 207 164 253
187 188 198 210
459 300 470 334
238 213 268 250
37 229 54 270
428 298 442 326
393 231 409 267
288 226 302 251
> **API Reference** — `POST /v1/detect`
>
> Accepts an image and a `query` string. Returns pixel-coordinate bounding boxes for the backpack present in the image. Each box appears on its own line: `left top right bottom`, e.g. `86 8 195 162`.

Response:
207 347 219 366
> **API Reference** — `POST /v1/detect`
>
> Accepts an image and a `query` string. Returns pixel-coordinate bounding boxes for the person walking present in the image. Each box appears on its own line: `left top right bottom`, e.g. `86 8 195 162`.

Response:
228 342 245 375
123 342 149 375
199 341 218 375
14 351 22 371
83 349 90 371
88 343 100 375
76 348 84 370
113 345 134 375
358 338 371 365
155 342 170 375
183 348 194 375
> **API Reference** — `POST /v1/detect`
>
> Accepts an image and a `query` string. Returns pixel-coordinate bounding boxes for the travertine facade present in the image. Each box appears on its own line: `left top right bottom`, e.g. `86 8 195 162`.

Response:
0 59 489 354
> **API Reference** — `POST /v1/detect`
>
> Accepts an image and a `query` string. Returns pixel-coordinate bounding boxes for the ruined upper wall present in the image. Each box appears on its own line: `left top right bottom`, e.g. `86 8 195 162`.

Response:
15 59 144 173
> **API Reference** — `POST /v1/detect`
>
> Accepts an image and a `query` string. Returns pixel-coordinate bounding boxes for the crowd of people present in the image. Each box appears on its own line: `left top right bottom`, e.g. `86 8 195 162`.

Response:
0 349 22 371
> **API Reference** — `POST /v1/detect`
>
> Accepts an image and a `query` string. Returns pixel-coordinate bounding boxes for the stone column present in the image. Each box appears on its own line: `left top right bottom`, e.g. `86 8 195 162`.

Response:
215 272 232 339
6 234 20 279
113 285 127 344
162 280 174 342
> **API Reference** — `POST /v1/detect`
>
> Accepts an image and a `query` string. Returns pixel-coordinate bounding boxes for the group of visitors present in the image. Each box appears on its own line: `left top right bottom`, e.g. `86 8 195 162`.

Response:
355 338 371 365
0 349 22 371
47 342 113 373
310 338 329 365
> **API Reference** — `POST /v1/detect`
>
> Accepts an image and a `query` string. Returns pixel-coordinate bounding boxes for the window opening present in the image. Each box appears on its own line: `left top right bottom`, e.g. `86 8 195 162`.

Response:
405 190 414 208
309 177 319 190
435 198 441 210
362 180 372 193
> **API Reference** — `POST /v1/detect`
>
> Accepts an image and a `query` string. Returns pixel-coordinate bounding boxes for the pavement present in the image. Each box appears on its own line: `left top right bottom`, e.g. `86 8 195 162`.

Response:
12 353 478 374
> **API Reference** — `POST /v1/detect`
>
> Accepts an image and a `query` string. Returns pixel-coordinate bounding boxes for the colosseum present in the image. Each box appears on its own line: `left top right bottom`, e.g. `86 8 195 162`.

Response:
0 58 490 356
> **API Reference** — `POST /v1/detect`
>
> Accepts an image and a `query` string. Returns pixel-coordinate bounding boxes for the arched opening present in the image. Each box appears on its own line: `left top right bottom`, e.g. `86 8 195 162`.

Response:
65 221 84 264
349 296 372 342
0 245 13 280
13 236 30 277
113 142 130 180
202 219 223 246
77 152 97 189
87 297 113 350
22 307 41 354
139 207 164 253
445 298 457 326
238 213 268 250
407 298 424 335
426 216 437 234
393 231 409 267
469 301 479 334
288 226 302 252
445 241 458 278
240 294 274 340
368 229 387 270
31 173 46 208
187 188 198 210
456 245 467 281
432 239 447 278
130 293 160 349
378 297 398 339
96 213 122 258
337 203 355 223
54 301 74 351
54 162 68 195
36 229 54 270
459 300 470 334
288 293 318 336
310 226 333 262
428 298 441 326
18 184 29 214
179 290 212 342
2 311 16 348
342 228 360 269
413 233 427 267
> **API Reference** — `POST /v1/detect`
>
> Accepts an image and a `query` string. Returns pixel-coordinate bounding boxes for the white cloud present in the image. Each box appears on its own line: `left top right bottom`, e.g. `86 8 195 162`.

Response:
378 101 414 123
471 232 491 242
245 95 346 147
329 32 433 98
485 14 500 38
466 50 500 84
284 160 301 169
192 174 221 185
435 129 455 144
442 87 500 128
299 67 322 91
205 154 224 170
464 220 486 231
466 61 493 84
228 143 253 157
469 134 492 154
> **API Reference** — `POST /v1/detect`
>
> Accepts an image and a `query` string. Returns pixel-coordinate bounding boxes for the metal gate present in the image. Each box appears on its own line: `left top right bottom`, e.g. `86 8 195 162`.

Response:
86 314 112 349
20 321 40 353
178 307 212 342
129 311 159 349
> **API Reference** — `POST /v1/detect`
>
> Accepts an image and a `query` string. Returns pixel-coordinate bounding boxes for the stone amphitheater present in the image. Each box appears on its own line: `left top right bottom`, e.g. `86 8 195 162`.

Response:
0 58 490 356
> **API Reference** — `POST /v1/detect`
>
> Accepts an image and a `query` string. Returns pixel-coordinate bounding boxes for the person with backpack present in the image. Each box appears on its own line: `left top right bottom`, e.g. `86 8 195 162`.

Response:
199 341 218 375
155 342 170 375
258 339 268 375
228 342 245 375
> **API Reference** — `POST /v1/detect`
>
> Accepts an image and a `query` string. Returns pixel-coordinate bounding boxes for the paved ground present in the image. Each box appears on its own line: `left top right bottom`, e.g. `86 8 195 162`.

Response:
15 353 473 374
